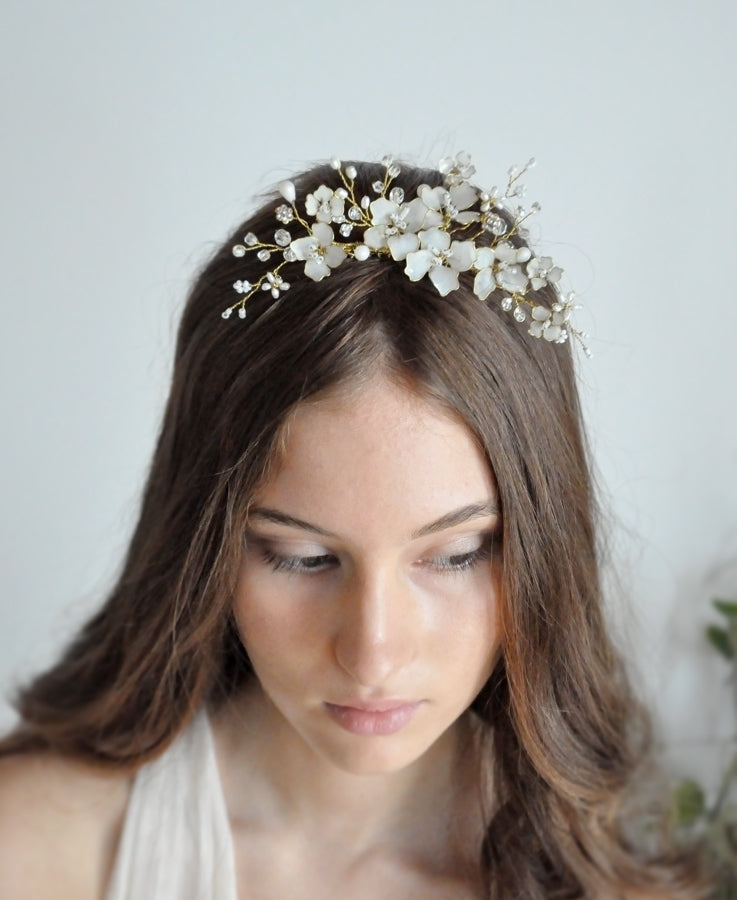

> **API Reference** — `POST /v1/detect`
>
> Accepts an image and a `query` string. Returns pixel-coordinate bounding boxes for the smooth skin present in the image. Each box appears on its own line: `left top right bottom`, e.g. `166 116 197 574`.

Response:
0 373 501 899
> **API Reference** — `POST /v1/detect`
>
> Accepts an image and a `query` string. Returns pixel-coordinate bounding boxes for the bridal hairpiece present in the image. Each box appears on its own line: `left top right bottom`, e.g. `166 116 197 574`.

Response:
222 152 587 351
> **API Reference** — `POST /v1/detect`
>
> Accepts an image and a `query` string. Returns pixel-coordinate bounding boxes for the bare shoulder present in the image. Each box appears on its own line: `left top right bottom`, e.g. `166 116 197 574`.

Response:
0 751 131 900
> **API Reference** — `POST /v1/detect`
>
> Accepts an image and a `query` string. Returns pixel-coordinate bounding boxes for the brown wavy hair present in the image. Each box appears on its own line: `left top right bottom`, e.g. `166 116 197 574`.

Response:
2 160 706 897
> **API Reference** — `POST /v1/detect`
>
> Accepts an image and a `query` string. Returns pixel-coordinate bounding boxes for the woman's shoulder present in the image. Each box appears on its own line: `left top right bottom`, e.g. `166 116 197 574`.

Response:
0 750 131 900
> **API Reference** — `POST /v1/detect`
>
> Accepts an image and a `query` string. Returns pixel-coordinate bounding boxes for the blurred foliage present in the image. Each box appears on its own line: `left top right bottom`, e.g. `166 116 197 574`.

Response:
671 599 737 897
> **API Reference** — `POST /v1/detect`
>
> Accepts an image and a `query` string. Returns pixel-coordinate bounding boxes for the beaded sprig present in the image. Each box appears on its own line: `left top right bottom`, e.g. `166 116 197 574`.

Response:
222 152 587 351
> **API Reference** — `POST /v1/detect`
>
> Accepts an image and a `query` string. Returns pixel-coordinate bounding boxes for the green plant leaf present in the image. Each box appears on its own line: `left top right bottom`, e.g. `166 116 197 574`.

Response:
707 625 734 659
671 778 706 828
714 598 737 620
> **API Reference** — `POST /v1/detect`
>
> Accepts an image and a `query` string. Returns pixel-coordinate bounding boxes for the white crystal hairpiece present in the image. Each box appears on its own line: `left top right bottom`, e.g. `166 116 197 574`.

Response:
222 152 587 351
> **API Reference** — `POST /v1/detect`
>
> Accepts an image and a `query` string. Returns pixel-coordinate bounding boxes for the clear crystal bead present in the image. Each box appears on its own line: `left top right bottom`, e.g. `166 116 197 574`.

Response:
257 249 271 262
485 214 507 236
348 206 362 221
372 180 384 193
513 306 526 322
232 244 246 257
221 308 232 319
245 232 258 246
275 204 293 224
381 154 393 166
274 229 291 247
388 187 405 205
387 164 400 178
283 247 297 262
339 223 353 237
501 297 513 311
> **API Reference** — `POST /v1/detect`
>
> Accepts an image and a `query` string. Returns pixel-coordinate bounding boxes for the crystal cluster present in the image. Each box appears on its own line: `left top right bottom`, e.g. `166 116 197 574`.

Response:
221 153 587 352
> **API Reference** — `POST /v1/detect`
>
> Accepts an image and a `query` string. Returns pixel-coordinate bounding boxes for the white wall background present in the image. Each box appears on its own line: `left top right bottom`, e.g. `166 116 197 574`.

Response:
1 0 735 784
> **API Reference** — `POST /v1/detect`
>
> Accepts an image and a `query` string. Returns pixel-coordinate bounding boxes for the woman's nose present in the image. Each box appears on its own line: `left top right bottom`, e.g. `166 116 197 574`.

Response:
333 569 416 687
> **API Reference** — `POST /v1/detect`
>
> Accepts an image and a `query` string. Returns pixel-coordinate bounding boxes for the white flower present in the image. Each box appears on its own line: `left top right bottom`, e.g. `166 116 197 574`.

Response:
289 222 346 281
495 242 531 293
439 151 476 186
527 304 569 342
233 279 252 294
479 187 503 212
261 271 290 299
364 197 412 251
365 194 443 259
472 247 497 301
404 228 475 296
526 256 563 290
417 183 478 224
305 185 345 224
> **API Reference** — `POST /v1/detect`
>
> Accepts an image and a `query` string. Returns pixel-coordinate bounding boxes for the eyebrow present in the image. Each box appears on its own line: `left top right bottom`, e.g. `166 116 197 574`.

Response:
248 501 499 541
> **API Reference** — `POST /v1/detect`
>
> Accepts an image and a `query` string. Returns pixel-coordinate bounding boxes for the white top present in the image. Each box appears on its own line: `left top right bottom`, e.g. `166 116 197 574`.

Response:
105 711 237 900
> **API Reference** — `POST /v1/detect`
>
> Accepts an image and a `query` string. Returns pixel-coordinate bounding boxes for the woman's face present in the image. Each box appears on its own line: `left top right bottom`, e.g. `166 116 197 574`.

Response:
233 374 501 775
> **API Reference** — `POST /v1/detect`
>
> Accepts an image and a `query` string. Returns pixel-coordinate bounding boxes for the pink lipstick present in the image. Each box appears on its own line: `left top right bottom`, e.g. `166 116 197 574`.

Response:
325 700 421 736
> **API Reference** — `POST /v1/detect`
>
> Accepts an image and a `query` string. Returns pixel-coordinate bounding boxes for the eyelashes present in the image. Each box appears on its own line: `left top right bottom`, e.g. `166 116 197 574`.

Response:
428 541 492 573
260 549 336 574
257 535 494 577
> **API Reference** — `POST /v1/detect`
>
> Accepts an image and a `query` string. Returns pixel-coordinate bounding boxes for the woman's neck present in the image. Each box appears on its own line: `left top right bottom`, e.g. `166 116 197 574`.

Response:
211 682 484 862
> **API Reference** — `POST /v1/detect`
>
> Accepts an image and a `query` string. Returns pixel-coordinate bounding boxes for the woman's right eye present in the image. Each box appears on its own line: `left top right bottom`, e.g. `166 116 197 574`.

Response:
260 548 337 575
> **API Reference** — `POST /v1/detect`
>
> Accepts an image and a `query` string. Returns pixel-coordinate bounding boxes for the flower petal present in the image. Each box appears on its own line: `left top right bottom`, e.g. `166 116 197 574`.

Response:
419 227 450 252
311 222 334 247
448 240 475 271
402 197 442 232
429 266 460 296
474 268 496 301
497 266 529 293
304 258 330 281
454 211 479 225
368 197 396 226
495 242 516 263
449 183 477 211
418 184 445 211
364 225 388 250
290 236 317 260
324 245 347 268
388 232 419 260
405 249 434 281
474 247 495 269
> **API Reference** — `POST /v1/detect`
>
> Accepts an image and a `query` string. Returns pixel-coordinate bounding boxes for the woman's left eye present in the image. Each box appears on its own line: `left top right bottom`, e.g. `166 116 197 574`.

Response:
425 538 493 574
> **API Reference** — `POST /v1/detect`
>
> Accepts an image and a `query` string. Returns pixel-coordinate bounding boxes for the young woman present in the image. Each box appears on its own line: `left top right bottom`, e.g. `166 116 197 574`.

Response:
0 154 706 898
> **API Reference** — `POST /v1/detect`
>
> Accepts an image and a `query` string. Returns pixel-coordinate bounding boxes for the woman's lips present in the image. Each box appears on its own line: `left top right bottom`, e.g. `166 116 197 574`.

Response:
324 700 421 736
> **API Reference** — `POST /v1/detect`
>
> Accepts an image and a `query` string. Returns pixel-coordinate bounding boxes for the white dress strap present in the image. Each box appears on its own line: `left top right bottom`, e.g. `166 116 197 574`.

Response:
105 710 237 900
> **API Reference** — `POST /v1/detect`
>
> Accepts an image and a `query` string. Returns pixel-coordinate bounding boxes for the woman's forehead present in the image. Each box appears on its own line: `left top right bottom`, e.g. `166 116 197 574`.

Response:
252 373 498 542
